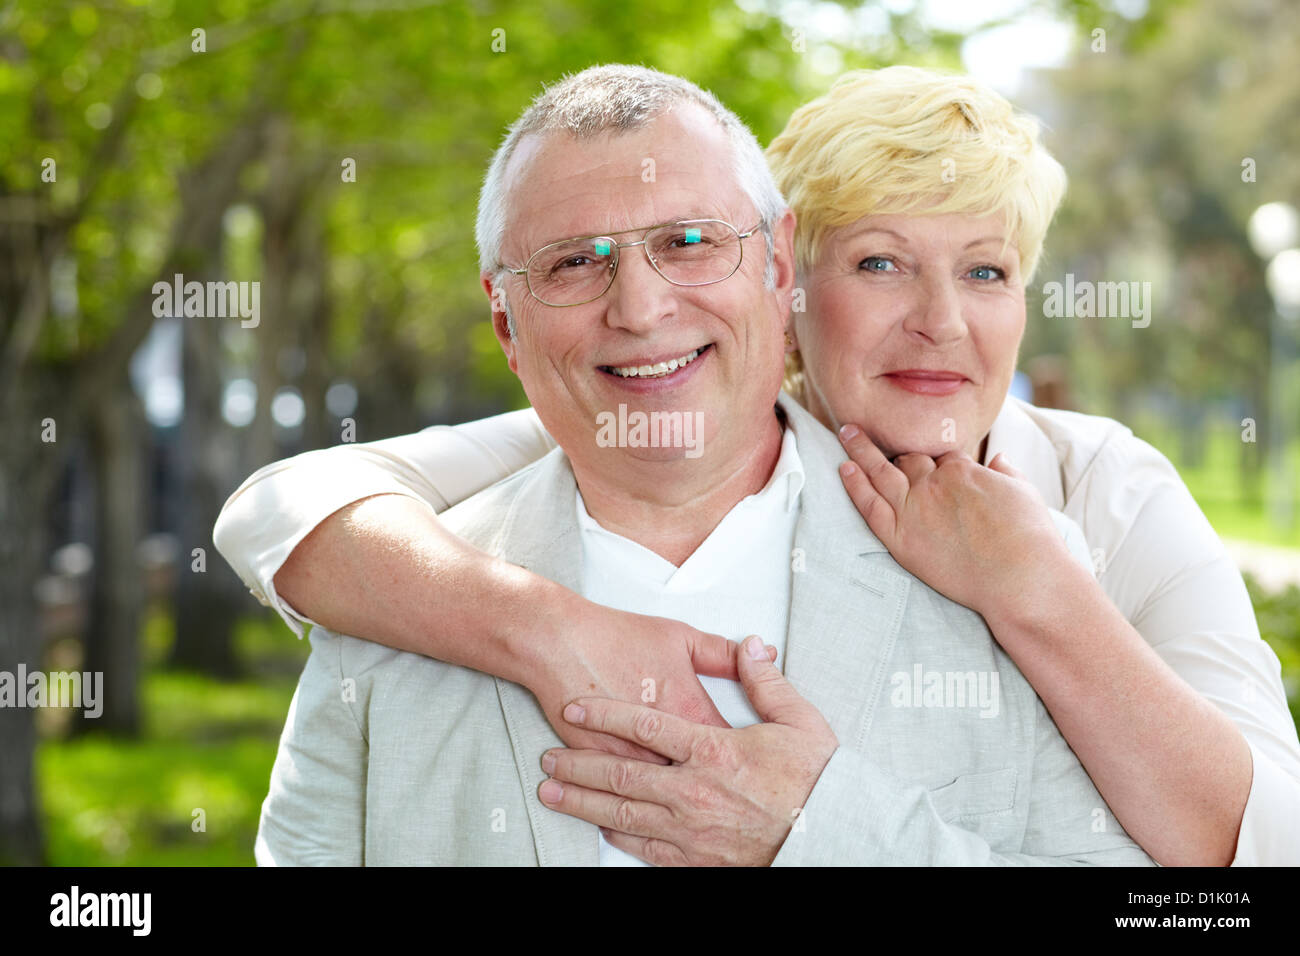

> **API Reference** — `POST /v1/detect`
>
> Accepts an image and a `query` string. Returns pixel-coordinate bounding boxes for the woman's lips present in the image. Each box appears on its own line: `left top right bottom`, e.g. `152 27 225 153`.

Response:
881 370 969 396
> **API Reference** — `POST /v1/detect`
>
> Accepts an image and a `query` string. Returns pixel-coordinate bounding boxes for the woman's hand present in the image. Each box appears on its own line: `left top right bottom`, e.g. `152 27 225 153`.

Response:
522 596 777 765
836 423 1072 619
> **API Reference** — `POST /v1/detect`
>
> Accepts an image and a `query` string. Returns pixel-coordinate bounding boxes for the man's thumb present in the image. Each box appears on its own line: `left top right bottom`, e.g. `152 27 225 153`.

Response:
738 635 813 727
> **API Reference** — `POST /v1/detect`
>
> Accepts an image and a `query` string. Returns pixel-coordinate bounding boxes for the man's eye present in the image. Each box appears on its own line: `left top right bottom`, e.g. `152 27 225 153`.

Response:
860 256 897 272
554 255 599 271
968 265 1006 281
666 233 716 249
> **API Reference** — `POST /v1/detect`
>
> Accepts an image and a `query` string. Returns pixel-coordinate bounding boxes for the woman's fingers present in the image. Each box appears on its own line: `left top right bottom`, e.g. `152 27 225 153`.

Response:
686 630 777 680
839 458 898 544
892 452 937 485
987 452 1026 481
837 424 910 507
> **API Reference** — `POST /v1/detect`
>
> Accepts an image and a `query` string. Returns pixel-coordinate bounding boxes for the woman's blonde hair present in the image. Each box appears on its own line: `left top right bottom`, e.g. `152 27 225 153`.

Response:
766 66 1067 398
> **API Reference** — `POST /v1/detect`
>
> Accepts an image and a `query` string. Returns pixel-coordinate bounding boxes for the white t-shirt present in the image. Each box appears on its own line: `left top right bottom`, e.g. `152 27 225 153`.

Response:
576 422 803 865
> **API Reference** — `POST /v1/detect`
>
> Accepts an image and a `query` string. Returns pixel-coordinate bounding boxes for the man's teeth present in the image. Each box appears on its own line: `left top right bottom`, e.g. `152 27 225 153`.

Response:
608 347 703 378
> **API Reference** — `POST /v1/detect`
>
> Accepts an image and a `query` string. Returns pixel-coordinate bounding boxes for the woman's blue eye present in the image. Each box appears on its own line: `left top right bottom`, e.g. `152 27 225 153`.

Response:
969 265 1006 281
861 256 896 272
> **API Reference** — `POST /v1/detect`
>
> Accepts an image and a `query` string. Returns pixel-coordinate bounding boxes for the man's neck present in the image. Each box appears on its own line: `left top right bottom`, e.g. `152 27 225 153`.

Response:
571 408 785 566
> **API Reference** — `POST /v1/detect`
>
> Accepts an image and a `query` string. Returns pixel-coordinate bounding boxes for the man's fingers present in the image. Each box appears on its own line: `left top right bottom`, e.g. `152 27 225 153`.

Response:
688 632 776 680
537 776 674 839
599 828 687 867
588 732 671 765
563 698 698 763
540 747 676 804
737 636 828 731
838 424 909 508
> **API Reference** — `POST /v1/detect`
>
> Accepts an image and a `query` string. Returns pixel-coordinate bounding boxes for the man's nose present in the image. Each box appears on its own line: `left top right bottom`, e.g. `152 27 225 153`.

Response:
602 246 677 333
901 273 968 346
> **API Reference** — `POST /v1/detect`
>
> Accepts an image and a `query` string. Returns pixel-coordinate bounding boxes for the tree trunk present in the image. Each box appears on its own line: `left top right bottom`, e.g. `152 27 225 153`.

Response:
0 377 62 864
169 299 243 678
78 377 147 735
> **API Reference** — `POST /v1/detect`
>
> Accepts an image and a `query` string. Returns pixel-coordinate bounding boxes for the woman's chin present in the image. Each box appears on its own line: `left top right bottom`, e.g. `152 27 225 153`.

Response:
865 426 964 461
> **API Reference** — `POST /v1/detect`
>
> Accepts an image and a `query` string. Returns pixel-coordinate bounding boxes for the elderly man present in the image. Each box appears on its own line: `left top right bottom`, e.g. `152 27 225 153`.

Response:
242 65 1150 866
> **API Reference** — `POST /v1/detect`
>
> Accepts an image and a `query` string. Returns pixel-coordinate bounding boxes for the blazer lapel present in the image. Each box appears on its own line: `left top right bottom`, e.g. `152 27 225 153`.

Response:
779 396 913 752
485 397 914 863
487 451 601 866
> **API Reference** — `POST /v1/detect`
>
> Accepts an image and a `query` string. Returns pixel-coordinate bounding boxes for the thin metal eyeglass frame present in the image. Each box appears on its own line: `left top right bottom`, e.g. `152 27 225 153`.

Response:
501 219 764 307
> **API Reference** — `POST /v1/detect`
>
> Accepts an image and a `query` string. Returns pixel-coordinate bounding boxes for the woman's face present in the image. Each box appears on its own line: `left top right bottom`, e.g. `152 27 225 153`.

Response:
794 211 1026 460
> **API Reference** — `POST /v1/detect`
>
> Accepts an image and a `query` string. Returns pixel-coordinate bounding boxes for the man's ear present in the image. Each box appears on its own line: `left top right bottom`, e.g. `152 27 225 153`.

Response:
771 208 798 314
481 271 518 373
785 317 800 354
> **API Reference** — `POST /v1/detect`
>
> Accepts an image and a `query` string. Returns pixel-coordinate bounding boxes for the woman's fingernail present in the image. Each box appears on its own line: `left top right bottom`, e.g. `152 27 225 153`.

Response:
541 751 556 774
539 779 563 804
839 423 860 441
746 635 767 660
563 703 586 724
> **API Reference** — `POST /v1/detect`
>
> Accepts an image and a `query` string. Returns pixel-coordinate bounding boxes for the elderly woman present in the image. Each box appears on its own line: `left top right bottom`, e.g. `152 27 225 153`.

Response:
215 66 1300 865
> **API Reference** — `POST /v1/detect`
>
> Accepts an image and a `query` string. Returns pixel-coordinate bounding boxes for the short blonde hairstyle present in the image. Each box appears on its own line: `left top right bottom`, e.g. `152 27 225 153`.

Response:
766 66 1067 282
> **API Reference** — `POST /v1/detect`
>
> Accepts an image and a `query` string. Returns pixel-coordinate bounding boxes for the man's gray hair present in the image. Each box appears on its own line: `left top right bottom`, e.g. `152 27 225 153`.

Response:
476 64 788 331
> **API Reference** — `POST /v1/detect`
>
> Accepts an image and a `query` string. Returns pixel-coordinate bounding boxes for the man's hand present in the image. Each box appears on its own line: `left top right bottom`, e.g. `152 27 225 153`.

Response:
536 636 838 865
836 423 1071 619
523 601 777 765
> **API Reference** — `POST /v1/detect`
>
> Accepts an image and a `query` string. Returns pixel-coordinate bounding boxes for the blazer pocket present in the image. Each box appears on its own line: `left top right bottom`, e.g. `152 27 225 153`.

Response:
928 767 1018 823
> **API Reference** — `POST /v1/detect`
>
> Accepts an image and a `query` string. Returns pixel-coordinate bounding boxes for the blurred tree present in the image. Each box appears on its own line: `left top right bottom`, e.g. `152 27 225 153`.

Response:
1029 0 1300 503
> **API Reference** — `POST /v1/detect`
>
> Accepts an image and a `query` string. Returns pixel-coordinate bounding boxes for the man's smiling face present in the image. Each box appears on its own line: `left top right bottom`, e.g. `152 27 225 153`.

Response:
486 104 795 473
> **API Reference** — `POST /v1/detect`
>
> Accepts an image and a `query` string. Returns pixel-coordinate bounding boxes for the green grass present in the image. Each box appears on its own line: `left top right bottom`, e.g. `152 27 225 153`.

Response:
1129 416 1300 548
36 608 307 866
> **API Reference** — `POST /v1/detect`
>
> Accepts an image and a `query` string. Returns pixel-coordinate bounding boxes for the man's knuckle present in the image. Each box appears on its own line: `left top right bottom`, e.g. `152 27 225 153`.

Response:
633 708 664 743
608 759 635 794
646 839 682 867
612 798 639 832
690 732 734 768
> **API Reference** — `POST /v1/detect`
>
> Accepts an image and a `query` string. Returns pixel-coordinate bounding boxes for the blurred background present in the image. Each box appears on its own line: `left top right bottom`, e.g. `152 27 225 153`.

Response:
1 0 1298 865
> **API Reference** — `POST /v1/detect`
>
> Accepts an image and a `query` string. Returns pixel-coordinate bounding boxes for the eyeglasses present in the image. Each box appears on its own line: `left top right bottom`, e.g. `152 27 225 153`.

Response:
501 218 764 307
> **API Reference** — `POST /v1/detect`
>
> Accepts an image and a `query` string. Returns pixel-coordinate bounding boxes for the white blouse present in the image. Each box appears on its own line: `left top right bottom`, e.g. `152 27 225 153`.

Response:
213 394 1300 866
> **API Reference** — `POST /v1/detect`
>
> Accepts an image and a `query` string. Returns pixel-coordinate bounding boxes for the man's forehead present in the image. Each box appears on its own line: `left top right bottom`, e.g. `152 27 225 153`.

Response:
503 107 747 246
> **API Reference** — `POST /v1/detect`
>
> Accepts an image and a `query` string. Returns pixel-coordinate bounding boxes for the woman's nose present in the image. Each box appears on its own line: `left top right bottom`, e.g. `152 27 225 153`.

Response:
902 275 968 345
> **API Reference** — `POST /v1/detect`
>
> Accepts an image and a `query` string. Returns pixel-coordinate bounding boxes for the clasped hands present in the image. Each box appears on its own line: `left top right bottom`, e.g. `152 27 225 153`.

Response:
531 427 1058 865
534 634 837 867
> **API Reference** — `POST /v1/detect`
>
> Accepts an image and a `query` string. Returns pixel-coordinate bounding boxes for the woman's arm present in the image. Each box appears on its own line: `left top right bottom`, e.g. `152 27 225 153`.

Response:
836 423 1298 867
213 408 773 763
213 407 556 637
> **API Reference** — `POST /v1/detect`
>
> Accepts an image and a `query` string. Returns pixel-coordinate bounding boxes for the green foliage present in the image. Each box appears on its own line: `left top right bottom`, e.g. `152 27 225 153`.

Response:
1029 0 1298 424
1246 574 1300 726
3 0 968 423
37 610 305 866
